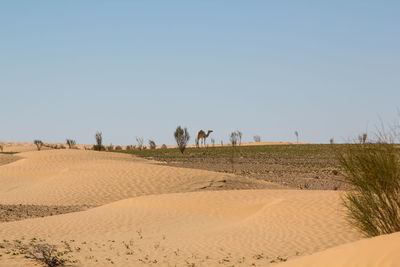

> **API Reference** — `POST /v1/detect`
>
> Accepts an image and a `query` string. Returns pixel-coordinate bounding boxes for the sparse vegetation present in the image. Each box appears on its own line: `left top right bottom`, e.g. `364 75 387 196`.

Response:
237 130 243 145
113 144 346 190
15 241 70 267
93 131 104 151
107 144 114 151
337 139 400 237
161 144 167 149
253 135 261 143
148 140 156 149
34 140 43 151
358 133 368 144
295 131 299 143
126 145 135 151
230 132 239 147
136 137 144 150
115 145 122 151
66 139 76 149
174 126 190 154
211 138 215 147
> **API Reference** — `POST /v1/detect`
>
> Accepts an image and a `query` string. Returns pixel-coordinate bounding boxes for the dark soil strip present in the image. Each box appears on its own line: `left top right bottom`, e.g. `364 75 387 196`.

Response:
0 204 94 222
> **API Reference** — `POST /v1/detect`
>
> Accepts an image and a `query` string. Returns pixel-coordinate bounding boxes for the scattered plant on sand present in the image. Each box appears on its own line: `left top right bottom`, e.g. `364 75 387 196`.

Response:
66 139 76 149
174 126 190 154
126 145 135 151
148 140 156 149
337 132 400 237
211 138 215 147
161 144 167 149
0 143 3 152
115 145 122 150
107 144 114 151
330 138 334 144
93 131 105 151
15 241 70 267
136 137 144 150
253 135 261 143
34 140 43 151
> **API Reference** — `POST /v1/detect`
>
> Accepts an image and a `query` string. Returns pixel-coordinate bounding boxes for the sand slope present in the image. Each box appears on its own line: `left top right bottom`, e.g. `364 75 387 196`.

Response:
0 150 278 206
0 190 361 266
0 149 370 266
278 232 400 267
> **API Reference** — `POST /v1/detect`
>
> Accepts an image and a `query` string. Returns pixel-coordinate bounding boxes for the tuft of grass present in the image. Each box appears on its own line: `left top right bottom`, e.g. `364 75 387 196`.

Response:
337 142 400 237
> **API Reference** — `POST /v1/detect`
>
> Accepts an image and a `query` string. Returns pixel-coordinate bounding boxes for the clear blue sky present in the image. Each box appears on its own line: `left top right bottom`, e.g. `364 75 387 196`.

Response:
1 1 399 146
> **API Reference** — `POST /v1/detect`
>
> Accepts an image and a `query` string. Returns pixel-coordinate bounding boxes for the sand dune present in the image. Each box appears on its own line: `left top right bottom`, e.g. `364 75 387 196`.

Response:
0 190 360 266
0 150 278 206
278 232 400 267
0 148 389 266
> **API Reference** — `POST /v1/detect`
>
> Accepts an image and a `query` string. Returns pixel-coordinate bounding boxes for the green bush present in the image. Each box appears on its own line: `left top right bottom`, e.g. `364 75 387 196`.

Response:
338 142 400 237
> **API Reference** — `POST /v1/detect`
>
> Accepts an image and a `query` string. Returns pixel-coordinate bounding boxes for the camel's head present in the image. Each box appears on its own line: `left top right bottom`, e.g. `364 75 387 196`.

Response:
207 130 213 134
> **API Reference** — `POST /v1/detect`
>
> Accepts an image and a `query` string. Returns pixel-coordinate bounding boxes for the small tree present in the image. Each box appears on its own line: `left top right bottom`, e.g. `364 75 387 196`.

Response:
66 139 76 149
161 144 167 149
174 126 190 154
230 132 239 147
253 135 261 142
237 130 243 145
0 143 3 152
295 131 299 143
148 140 156 149
330 138 334 144
34 140 43 151
229 132 240 172
93 131 104 151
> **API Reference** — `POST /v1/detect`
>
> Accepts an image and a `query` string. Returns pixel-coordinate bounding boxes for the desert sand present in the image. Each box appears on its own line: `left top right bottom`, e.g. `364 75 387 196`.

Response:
0 145 397 266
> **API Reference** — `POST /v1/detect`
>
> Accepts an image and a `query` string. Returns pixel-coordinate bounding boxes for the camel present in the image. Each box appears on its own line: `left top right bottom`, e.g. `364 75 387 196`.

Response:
196 130 213 147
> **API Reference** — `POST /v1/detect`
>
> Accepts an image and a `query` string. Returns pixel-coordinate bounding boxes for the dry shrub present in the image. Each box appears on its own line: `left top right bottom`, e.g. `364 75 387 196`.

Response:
136 137 144 150
338 141 400 237
66 139 76 149
161 144 167 149
253 135 261 142
148 140 156 149
174 126 190 154
15 241 69 267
